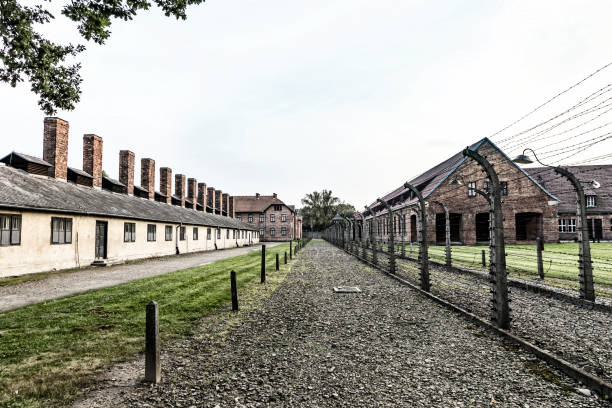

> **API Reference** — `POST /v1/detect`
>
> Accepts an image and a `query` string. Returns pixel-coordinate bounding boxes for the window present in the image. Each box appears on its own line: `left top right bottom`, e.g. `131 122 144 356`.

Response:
270 227 276 236
274 204 282 211
147 224 156 241
51 217 72 244
558 219 566 233
281 213 287 222
568 219 576 233
259 228 264 237
237 215 242 221
270 214 275 222
226 229 230 239
501 181 508 196
180 226 186 241
207 228 211 240
248 214 253 223
483 181 490 193
193 227 198 240
217 228 221 239
586 195 596 208
242 230 245 239
232 229 235 239
259 214 265 222
0 214 21 246
468 182 476 197
165 226 173 241
124 222 136 242
281 227 287 236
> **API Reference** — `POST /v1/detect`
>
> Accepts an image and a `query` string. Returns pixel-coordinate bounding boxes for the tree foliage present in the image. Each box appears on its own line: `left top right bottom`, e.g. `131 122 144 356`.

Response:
300 190 355 231
0 0 205 114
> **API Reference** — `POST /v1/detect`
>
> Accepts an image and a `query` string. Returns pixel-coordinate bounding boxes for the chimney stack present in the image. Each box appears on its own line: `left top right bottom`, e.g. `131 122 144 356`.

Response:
215 190 222 213
207 187 216 213
273 193 277 198
187 178 197 207
175 174 186 206
229 196 235 218
160 167 172 203
222 193 229 216
197 182 207 211
83 134 103 188
119 150 135 194
43 117 69 180
141 158 155 199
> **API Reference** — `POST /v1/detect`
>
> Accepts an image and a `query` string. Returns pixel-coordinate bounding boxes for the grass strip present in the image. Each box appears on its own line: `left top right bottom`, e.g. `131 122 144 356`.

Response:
0 243 294 407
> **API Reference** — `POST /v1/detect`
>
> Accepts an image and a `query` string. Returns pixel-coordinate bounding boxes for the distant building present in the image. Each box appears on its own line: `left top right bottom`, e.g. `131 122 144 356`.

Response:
233 193 302 241
527 165 612 241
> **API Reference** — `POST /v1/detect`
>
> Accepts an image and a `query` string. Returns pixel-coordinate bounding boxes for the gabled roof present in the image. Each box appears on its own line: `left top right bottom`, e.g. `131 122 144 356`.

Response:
527 165 612 213
234 195 294 213
366 138 558 216
0 152 51 167
0 166 257 230
68 167 93 179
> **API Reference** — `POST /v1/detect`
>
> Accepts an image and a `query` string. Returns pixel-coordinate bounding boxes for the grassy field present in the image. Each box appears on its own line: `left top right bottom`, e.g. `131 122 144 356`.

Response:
0 243 296 408
378 242 612 294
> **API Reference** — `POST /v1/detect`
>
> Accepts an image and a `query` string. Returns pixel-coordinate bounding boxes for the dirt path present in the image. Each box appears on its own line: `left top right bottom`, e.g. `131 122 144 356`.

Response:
0 243 279 312
73 240 604 407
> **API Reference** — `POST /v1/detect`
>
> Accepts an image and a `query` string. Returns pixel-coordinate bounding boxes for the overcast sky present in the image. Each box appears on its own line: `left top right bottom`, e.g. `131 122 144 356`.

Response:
2 0 612 209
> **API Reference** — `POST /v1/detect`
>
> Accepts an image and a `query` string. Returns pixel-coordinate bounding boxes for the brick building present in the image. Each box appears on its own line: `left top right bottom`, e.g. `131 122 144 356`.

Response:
363 138 561 245
0 117 258 277
233 193 302 242
527 165 612 241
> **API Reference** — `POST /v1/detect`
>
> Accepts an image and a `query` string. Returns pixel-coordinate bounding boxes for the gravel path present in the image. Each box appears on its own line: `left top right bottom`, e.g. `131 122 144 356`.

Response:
0 243 279 312
74 240 607 407
364 246 612 384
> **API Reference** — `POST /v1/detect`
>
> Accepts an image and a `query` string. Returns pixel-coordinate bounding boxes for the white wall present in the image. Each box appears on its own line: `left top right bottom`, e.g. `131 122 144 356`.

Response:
0 209 259 277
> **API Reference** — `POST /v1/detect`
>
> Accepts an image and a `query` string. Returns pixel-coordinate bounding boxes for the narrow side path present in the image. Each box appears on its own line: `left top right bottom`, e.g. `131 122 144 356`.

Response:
0 243 279 312
78 240 605 407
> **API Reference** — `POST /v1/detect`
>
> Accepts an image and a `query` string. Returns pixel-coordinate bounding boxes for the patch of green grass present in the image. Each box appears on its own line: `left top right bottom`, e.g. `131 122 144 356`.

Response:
0 243 295 407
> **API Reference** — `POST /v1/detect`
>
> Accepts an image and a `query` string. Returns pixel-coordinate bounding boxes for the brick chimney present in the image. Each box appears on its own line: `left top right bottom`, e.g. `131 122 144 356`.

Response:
187 178 197 207
160 167 172 203
175 174 186 206
222 193 229 216
43 117 69 180
273 193 277 198
83 134 103 188
229 196 235 218
207 187 216 212
197 182 207 211
141 158 155 199
255 193 260 199
119 150 135 194
215 190 222 213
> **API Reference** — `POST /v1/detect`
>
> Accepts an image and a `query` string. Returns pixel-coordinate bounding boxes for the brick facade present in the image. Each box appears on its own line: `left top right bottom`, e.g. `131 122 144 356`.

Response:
234 194 301 242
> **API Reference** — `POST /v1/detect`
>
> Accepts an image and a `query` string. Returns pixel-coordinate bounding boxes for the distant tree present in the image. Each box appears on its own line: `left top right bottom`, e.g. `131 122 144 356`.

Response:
300 190 355 231
1 0 205 114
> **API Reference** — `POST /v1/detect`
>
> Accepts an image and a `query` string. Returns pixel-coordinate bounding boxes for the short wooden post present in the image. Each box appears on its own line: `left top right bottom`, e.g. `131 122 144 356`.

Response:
230 270 238 311
284 251 287 264
536 237 544 279
276 253 279 271
261 245 266 284
145 301 160 383
481 249 486 267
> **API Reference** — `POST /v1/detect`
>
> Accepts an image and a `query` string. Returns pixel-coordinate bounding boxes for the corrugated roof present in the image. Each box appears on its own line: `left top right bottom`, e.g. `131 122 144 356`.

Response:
0 166 257 230
527 165 612 213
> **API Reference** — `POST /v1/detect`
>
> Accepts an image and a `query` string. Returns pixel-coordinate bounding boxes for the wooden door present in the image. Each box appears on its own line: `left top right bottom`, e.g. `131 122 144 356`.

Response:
95 221 107 259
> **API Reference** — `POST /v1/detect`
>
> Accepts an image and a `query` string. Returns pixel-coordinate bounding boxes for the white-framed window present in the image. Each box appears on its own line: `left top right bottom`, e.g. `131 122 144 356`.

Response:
237 215 242 221
468 182 476 197
568 219 576 233
0 214 21 246
558 219 566 233
165 226 173 241
248 214 253 223
180 226 186 241
259 228 264 237
193 227 198 240
281 213 287 222
270 227 276 236
281 227 287 236
51 217 72 244
259 214 265 222
586 195 596 208
270 214 275 222
124 222 136 242
207 228 211 240
217 228 221 239
500 181 508 196
147 224 156 242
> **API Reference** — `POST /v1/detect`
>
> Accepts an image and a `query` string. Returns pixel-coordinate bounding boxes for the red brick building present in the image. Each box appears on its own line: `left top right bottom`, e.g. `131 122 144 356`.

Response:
234 193 302 241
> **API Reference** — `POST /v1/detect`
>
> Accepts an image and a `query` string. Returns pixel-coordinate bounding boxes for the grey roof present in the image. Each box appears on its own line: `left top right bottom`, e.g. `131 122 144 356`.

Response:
1 152 51 167
68 166 92 178
0 166 257 230
103 175 125 187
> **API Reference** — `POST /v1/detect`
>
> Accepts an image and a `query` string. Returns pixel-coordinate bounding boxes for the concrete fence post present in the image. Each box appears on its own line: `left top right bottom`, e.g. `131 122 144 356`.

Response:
261 245 266 284
284 251 287 264
482 250 486 267
405 182 430 292
276 253 280 271
290 241 293 260
377 198 395 274
145 301 160 383
536 237 544 279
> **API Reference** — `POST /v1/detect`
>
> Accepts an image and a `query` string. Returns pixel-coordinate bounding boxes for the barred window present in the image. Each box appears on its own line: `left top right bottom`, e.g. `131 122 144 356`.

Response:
51 217 72 244
0 214 21 246
147 224 156 242
124 222 136 242
193 227 198 240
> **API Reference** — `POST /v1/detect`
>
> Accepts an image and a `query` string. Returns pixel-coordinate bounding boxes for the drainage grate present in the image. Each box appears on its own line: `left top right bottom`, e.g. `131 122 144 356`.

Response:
333 286 361 293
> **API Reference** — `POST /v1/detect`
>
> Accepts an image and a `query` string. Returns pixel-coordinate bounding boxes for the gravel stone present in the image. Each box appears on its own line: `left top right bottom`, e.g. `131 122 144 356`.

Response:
75 241 609 407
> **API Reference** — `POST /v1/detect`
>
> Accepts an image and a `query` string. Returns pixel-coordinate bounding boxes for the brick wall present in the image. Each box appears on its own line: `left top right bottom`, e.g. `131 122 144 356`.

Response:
43 117 69 180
